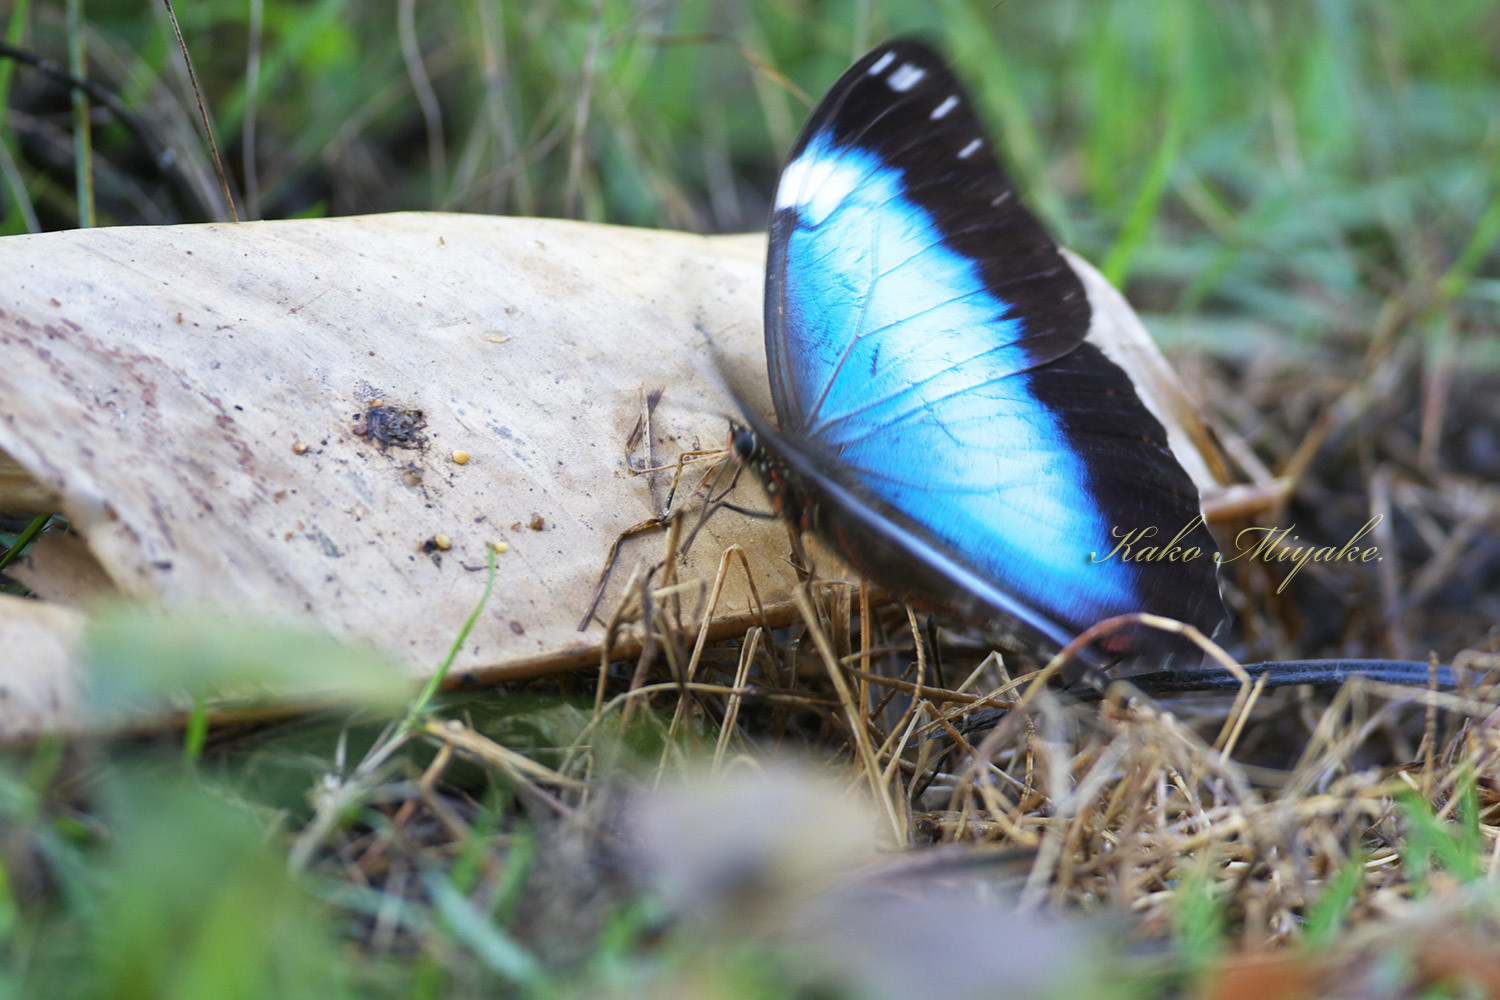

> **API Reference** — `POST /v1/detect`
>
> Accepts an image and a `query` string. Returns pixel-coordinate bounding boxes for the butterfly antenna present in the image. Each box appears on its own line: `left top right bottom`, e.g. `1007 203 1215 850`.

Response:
1067 658 1469 701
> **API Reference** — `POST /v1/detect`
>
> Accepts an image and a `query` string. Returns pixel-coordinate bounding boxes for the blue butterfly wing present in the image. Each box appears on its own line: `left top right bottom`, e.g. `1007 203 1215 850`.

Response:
760 39 1226 652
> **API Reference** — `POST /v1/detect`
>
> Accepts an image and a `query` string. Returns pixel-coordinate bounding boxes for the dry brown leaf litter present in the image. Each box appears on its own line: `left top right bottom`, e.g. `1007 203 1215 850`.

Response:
300 340 1500 977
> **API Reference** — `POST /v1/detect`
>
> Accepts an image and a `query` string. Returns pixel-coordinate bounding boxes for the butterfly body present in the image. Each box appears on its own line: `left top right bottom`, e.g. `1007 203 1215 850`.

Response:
743 39 1226 659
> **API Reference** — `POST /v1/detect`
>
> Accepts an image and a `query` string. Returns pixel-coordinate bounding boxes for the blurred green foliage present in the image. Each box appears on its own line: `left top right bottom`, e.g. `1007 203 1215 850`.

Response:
1 0 1495 358
0 757 354 999
83 605 411 719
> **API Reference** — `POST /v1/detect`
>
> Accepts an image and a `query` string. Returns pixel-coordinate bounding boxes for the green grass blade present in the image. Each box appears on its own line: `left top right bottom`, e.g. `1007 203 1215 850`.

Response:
65 0 94 227
424 869 551 992
0 514 50 573
404 543 497 727
1302 851 1365 946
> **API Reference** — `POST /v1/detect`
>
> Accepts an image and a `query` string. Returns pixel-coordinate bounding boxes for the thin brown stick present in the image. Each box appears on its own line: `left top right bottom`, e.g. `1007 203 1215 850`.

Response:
160 0 237 220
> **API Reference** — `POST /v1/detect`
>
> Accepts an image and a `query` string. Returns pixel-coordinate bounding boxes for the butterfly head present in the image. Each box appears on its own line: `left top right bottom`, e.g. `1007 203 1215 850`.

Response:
728 415 829 534
729 417 790 520
728 420 758 464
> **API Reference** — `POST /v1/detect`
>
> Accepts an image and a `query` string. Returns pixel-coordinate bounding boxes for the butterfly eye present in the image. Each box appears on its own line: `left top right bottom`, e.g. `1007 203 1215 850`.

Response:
730 426 758 461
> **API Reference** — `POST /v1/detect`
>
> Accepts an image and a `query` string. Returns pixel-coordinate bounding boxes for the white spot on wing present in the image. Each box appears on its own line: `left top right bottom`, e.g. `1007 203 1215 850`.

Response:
930 95 959 120
957 138 982 159
774 144 863 223
887 63 926 92
867 51 896 75
991 191 1013 207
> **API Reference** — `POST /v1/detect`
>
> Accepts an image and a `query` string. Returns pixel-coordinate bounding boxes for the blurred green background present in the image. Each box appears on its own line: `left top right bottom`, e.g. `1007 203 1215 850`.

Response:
3 0 1497 360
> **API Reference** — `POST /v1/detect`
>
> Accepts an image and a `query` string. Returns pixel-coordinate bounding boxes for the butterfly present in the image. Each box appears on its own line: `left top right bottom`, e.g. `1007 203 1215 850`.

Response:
731 38 1227 664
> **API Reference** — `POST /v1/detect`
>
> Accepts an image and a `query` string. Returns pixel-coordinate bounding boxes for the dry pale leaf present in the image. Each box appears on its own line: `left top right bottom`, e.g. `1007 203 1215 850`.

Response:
0 594 85 738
